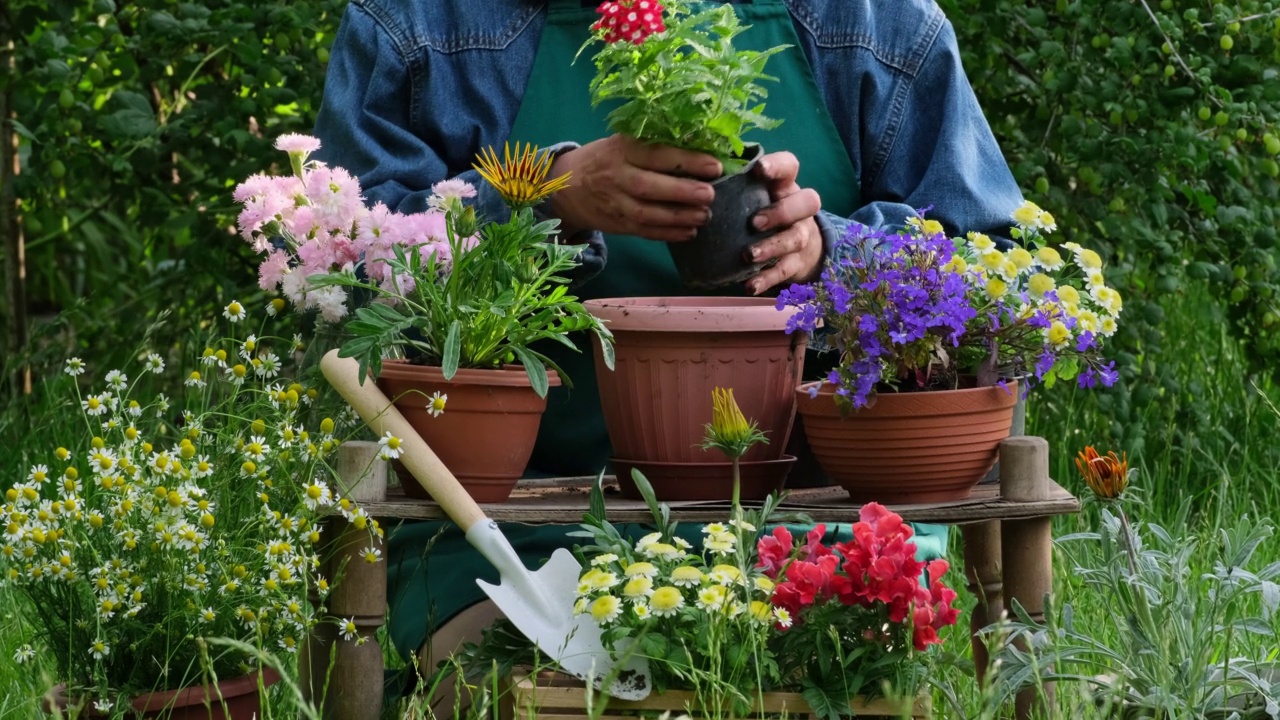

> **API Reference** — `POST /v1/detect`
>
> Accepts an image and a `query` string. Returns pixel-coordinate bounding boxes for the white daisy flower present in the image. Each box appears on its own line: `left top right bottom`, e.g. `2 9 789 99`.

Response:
145 353 165 374
223 300 246 323
82 393 111 416
13 644 35 664
378 432 403 460
104 370 127 390
64 358 85 376
339 617 358 642
89 640 110 660
362 546 382 564
425 391 447 418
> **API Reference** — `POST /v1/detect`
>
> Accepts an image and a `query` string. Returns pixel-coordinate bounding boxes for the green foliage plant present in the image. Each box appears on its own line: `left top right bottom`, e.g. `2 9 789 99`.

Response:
237 138 614 397
987 458 1280 718
0 304 375 710
580 0 788 173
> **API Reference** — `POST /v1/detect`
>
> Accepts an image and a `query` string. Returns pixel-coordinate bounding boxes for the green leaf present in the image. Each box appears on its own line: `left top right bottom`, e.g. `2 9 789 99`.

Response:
511 346 549 398
442 320 461 380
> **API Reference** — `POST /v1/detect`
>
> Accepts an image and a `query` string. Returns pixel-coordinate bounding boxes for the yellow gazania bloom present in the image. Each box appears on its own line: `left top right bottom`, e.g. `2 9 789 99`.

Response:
1076 248 1104 270
1012 200 1044 228
985 277 1009 300
473 142 571 209
1075 446 1129 500
1056 285 1081 306
1007 247 1035 271
967 231 996 252
1027 273 1056 298
710 387 750 444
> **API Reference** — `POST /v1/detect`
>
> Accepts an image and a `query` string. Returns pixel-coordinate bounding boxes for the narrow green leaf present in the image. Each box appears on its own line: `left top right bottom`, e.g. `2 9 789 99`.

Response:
443 320 461 380
511 346 549 398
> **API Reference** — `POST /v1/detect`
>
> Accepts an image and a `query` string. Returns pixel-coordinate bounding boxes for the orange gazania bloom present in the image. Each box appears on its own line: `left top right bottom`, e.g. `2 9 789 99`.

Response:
473 142 572 210
1075 446 1129 500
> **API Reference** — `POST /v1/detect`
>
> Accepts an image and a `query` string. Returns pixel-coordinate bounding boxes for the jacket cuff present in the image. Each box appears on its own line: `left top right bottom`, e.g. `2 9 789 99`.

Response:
531 142 606 287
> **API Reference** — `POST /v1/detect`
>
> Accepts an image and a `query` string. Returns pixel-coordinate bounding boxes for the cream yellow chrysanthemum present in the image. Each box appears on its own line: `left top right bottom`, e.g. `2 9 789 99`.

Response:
1093 286 1123 315
696 585 727 610
709 564 742 586
967 231 996 252
1076 309 1100 333
1076 248 1104 270
749 600 773 623
754 576 775 594
589 595 622 624
1027 273 1056 298
1035 246 1065 271
985 277 1009 299
1099 316 1118 337
671 565 703 588
1047 321 1071 349
1056 285 1081 306
650 586 684 616
624 561 657 578
622 575 654 599
1012 200 1045 228
980 250 1005 273
1007 247 1035 271
942 255 969 274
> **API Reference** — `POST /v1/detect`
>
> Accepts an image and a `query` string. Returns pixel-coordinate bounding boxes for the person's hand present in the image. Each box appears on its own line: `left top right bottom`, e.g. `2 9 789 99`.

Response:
547 134 722 243
744 151 824 295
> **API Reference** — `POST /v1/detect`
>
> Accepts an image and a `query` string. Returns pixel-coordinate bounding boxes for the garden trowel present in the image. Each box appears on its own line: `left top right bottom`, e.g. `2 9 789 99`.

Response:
321 351 652 700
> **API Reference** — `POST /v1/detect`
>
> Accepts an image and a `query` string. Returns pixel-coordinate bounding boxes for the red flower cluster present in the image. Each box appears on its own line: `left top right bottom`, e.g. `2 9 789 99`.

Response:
592 0 666 44
758 503 960 651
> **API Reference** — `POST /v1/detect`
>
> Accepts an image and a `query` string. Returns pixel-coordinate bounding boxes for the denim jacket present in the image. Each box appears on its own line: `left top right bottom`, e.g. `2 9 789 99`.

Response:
313 0 1024 277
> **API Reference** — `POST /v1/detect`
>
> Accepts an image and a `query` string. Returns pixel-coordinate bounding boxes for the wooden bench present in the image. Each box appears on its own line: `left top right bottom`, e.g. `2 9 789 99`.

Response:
306 436 1075 719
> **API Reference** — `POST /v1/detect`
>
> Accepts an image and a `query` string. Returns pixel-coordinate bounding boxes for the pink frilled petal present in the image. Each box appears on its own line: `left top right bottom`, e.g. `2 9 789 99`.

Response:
296 240 332 271
234 173 273 203
274 133 322 155
430 178 477 201
257 251 291 291
356 202 396 254
305 166 366 231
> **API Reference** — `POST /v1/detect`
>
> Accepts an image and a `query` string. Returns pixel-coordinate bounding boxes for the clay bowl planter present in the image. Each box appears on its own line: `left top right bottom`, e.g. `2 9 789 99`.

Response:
376 360 560 503
666 143 774 289
586 297 805 483
613 456 798 502
48 667 280 719
796 381 1018 504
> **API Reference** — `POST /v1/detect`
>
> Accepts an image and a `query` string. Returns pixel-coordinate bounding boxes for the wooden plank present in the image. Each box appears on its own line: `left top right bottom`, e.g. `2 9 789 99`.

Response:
510 672 928 719
362 478 1079 525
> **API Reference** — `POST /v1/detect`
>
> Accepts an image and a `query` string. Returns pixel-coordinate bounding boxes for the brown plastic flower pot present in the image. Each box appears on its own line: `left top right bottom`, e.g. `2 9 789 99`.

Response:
613 455 797 502
666 143 775 289
796 381 1018 504
376 360 560 503
587 297 805 468
48 667 280 719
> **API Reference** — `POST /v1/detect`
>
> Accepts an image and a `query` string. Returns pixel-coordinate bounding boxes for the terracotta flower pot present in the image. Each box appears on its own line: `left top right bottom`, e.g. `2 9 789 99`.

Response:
796 381 1018 504
586 297 805 468
666 143 773 289
48 668 280 719
375 360 560 503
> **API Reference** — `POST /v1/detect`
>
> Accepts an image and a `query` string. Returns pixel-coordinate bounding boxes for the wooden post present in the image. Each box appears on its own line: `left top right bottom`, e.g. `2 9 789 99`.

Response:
960 521 1002 686
324 441 389 720
999 436 1055 719
0 31 28 395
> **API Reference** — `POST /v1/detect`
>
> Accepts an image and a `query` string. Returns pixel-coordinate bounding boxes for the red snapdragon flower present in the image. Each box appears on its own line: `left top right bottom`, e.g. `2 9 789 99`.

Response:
592 0 666 44
757 523 830 579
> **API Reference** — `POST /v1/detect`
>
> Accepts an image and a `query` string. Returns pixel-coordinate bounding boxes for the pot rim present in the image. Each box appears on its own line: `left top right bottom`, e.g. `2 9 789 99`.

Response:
377 359 562 388
585 296 798 333
710 142 764 185
48 667 281 715
612 454 797 469
797 379 1019 410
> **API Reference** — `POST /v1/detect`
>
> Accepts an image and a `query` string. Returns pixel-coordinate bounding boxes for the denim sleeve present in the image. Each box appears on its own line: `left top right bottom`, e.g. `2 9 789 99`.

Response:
312 5 606 283
821 17 1024 258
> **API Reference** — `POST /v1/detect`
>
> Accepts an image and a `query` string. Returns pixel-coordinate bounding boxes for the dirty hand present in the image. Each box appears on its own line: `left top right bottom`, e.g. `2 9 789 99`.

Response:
547 134 722 243
743 151 824 295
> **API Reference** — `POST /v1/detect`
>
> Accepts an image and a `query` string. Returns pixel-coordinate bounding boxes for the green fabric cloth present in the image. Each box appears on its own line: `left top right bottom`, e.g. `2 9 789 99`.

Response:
384 0 953 665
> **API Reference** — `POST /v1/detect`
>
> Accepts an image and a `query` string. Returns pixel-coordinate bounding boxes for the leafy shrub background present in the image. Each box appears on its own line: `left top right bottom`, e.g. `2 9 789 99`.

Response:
2 0 1278 480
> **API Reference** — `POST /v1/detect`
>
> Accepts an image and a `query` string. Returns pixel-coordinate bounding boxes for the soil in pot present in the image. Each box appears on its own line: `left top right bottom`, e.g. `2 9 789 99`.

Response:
797 381 1018 504
48 668 280 719
666 144 774 289
613 456 797 502
586 297 805 468
376 361 560 503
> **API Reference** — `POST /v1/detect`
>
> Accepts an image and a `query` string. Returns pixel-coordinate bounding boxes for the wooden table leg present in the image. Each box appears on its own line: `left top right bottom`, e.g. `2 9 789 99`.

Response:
961 520 1003 687
999 436 1055 719
325 441 390 720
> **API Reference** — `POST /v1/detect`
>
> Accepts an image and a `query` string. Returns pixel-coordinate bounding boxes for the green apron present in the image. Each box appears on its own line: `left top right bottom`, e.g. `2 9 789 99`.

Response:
386 0 948 665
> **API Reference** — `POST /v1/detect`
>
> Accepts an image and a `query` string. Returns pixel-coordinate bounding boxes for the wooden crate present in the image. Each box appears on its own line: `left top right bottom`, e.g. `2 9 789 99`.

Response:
510 671 929 719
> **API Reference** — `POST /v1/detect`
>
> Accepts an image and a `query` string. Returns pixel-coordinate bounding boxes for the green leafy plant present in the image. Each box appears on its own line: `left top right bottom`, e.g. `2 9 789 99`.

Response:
581 0 788 172
0 304 375 710
986 451 1280 718
237 139 614 395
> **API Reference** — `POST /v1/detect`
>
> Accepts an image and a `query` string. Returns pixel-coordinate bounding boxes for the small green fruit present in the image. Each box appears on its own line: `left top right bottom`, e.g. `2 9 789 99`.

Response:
1164 64 1176 77
1035 177 1050 195
1215 110 1229 127
49 160 66 179
1236 128 1248 141
1198 106 1212 121
317 47 329 64
1220 35 1234 51
58 89 74 109
1227 21 1241 33
1264 134 1280 155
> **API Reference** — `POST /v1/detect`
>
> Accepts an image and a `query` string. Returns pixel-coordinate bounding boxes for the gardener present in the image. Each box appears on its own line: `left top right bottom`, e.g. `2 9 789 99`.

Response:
313 0 1023 706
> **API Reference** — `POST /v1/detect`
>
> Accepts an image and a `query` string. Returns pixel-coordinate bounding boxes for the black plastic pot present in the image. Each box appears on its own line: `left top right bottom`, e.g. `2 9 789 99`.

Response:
666 143 776 289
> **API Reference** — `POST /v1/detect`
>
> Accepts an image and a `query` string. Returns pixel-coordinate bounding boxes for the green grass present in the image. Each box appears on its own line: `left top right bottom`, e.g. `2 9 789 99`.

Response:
1 281 1277 718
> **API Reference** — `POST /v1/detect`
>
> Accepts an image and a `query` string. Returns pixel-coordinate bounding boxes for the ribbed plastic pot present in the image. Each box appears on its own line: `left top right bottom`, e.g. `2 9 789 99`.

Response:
613 455 797 501
796 381 1018 504
587 297 805 468
666 144 774 289
48 668 281 719
376 361 560 503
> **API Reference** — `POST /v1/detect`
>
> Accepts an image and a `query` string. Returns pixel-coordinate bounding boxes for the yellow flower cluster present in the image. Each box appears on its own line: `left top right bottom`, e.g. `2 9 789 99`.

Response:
950 201 1123 350
3 312 378 689
574 522 775 630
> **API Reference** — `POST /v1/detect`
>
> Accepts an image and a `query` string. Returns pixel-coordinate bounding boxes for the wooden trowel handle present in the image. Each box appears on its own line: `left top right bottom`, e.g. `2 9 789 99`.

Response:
320 350 486 533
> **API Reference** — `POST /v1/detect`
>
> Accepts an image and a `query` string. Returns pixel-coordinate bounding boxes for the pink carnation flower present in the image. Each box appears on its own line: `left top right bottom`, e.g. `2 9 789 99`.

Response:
304 166 366 232
257 251 291 291
274 133 322 155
